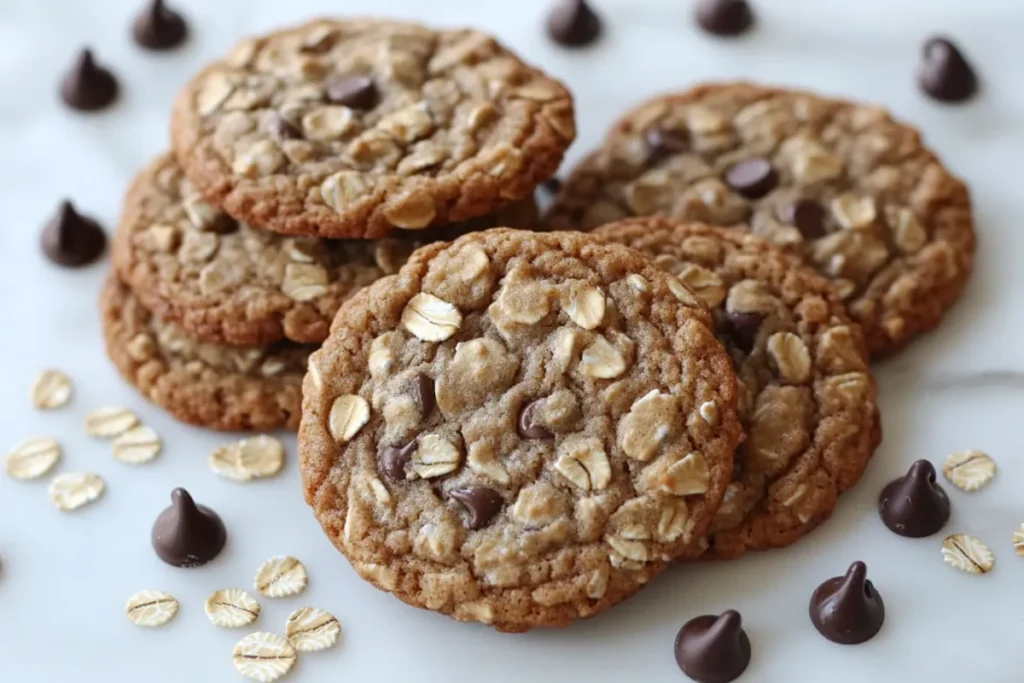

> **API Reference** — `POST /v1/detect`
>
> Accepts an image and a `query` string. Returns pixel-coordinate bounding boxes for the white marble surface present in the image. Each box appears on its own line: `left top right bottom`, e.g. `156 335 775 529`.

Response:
0 0 1020 680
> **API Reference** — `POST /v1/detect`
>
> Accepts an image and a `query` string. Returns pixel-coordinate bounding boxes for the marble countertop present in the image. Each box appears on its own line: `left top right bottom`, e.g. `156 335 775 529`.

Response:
0 0 1019 681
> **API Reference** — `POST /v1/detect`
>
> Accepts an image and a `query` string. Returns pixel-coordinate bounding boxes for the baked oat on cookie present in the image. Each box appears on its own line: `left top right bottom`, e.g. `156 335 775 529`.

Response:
298 229 742 632
101 275 310 431
547 83 975 357
171 18 574 239
596 219 880 558
113 152 539 346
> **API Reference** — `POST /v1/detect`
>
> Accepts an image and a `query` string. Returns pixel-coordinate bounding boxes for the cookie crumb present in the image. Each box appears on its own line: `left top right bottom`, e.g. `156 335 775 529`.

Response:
941 533 994 575
5 437 61 480
206 589 261 628
48 472 105 511
125 590 179 627
942 450 996 492
285 606 341 652
31 369 72 409
232 632 297 683
255 556 308 598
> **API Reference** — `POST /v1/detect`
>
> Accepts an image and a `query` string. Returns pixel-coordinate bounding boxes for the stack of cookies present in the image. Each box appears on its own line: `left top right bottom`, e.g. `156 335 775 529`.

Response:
101 18 576 431
294 81 974 633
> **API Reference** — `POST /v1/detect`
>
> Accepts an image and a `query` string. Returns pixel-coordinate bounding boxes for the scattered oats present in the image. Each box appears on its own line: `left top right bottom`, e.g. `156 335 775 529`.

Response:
328 394 370 443
1013 525 1024 557
206 589 261 628
5 437 61 480
125 590 179 627
564 285 606 330
111 425 162 465
255 556 308 598
31 369 72 409
285 606 341 652
232 632 297 683
942 450 996 492
941 534 994 575
401 293 462 341
84 407 139 438
49 472 104 511
210 435 285 482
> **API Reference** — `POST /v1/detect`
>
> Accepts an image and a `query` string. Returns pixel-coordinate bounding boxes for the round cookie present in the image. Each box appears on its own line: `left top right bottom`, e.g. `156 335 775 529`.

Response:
298 229 743 632
171 18 574 240
113 152 539 346
547 82 975 357
595 218 880 558
101 275 311 431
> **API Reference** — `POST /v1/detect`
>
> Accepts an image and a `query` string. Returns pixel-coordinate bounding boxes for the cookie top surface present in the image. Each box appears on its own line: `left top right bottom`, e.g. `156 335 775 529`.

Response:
101 275 310 431
171 18 574 240
298 228 742 632
595 219 880 558
546 82 975 356
112 152 539 346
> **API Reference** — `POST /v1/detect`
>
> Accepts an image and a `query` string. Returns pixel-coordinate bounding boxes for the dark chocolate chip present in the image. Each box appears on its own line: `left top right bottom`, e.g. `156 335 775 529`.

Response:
151 488 226 568
379 441 417 482
449 487 503 530
695 0 754 37
918 37 978 104
326 75 379 109
546 0 602 48
412 373 436 419
674 610 751 683
781 199 828 239
132 0 189 51
878 459 950 537
809 561 885 645
732 442 748 479
266 113 303 141
40 200 107 267
60 49 119 112
518 399 554 440
724 158 777 199
542 177 563 195
718 311 763 354
646 127 689 161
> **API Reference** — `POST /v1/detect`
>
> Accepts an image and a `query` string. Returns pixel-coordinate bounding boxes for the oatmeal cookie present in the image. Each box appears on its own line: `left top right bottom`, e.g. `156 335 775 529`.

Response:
547 83 974 356
101 275 310 431
113 152 538 346
596 219 880 558
171 18 574 239
298 229 742 631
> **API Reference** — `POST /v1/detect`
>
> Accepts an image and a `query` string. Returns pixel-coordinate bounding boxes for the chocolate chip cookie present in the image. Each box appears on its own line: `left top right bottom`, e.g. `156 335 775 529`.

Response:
113 152 539 346
547 83 975 357
101 275 310 431
171 18 574 239
298 229 742 631
595 219 880 558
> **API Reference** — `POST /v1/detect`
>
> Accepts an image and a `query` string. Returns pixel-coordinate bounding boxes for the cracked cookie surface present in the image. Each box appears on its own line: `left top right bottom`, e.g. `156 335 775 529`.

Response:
547 82 974 357
113 152 539 346
171 18 574 239
596 219 880 558
101 275 310 431
298 228 742 632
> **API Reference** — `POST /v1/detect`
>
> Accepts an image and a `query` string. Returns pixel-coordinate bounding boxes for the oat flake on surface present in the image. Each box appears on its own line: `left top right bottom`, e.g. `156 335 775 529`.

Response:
31 369 72 409
285 606 341 652
206 589 261 628
125 590 179 627
209 435 285 481
942 450 996 492
48 472 105 511
254 556 308 598
232 632 297 683
941 533 994 575
5 437 61 480
84 406 140 437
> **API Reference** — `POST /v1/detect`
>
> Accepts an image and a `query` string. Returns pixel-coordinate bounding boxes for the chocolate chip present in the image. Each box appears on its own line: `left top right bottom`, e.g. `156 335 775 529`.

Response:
267 113 302 141
732 442 748 479
40 200 107 267
132 0 189 51
542 177 563 195
809 561 885 645
326 75 379 109
411 373 436 419
546 0 602 48
918 37 978 103
724 158 776 199
60 49 119 112
695 0 754 37
379 441 417 482
151 488 227 568
781 199 828 239
518 399 554 440
718 311 763 354
878 459 950 537
449 487 503 530
674 610 751 683
646 127 689 161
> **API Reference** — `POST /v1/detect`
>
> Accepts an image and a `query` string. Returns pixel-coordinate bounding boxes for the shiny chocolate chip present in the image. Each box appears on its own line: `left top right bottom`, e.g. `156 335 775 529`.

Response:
326 74 379 109
718 311 763 354
380 441 417 482
412 373 435 419
878 459 950 537
724 157 777 199
781 199 828 239
646 127 689 161
41 200 107 267
132 0 189 51
151 488 227 568
518 399 553 440
674 610 751 683
60 48 119 112
546 0 602 48
918 37 978 103
695 0 755 37
809 561 885 645
449 487 503 529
